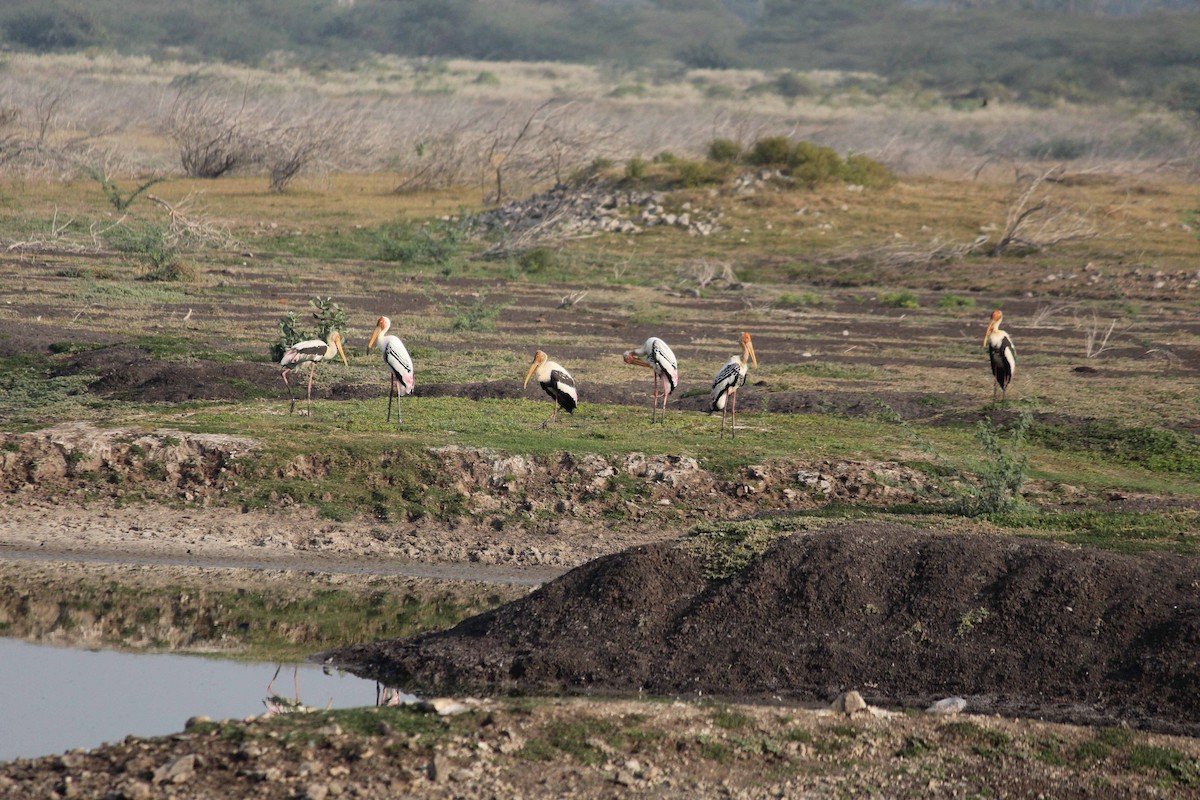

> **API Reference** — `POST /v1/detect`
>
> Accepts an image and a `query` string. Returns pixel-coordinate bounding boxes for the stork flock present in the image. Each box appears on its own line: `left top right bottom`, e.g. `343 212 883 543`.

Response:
278 309 1014 436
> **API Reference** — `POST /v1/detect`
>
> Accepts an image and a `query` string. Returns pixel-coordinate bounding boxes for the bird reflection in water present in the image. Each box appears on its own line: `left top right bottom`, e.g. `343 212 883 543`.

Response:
262 665 328 716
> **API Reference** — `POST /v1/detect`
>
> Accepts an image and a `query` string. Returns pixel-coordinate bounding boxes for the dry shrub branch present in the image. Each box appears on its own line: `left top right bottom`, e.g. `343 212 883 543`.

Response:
987 167 1100 256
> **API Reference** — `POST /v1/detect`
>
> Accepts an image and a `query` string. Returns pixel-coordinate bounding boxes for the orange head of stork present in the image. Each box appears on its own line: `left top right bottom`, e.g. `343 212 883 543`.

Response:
740 331 758 368
984 309 1003 347
367 316 392 351
524 350 549 389
328 330 349 367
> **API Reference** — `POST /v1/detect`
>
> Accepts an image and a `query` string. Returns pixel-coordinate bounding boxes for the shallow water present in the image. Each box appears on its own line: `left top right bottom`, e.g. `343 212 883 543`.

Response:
0 638 389 762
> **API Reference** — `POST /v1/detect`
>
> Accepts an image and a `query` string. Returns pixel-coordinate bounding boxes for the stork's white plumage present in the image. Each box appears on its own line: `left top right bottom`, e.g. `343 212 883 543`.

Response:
279 330 347 414
709 332 757 438
368 316 414 426
984 309 1015 404
623 336 678 423
524 350 577 428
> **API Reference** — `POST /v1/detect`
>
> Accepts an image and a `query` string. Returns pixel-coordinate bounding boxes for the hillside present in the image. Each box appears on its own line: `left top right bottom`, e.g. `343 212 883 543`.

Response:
2 1 1199 108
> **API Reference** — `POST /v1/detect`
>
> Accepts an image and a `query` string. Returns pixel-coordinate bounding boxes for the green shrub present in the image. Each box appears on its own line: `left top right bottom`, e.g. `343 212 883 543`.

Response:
106 223 192 282
706 138 742 163
518 247 559 275
746 136 793 167
877 290 920 308
774 71 815 99
271 296 348 361
840 153 896 188
790 141 843 186
952 410 1031 517
673 158 732 188
937 295 976 310
625 156 648 179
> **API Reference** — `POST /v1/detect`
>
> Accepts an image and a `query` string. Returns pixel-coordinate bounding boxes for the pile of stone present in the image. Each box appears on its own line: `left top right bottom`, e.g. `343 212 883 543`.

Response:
474 182 721 250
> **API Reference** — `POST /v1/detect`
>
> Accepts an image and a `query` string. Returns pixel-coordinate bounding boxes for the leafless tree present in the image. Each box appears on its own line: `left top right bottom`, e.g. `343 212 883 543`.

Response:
987 167 1100 256
478 99 622 202
259 102 348 192
164 87 253 178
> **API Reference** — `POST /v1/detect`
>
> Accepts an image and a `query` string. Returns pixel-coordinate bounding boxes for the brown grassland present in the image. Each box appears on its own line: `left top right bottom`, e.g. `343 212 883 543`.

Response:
0 53 1199 797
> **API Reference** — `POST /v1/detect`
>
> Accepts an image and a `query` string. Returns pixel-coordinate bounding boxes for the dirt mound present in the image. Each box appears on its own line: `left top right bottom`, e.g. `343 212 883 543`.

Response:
0 422 256 500
56 345 279 402
327 523 1200 735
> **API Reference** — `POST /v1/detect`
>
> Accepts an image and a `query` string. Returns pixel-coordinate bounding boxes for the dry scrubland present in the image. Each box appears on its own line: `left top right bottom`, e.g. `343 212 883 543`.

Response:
0 52 1199 798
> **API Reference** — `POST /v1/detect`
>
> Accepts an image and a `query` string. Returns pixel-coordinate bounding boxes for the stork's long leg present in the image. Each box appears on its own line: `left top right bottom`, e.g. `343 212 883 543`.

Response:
306 362 317 414
282 369 297 414
386 378 395 423
720 394 729 438
393 377 404 426
730 389 738 439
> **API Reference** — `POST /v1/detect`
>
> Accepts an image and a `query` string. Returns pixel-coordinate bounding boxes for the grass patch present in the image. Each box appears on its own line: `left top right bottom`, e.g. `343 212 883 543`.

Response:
541 718 619 765
682 517 802 579
990 508 1200 554
1029 420 1200 475
876 290 920 308
1126 745 1200 786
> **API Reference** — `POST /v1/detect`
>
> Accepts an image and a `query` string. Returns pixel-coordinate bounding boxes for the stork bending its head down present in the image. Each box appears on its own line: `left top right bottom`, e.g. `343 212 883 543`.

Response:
709 332 757 438
278 330 348 415
524 350 577 428
623 336 678 424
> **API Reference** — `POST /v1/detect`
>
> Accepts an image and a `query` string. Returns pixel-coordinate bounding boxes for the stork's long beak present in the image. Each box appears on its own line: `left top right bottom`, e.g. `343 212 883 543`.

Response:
624 352 651 368
746 339 758 368
368 323 382 351
983 320 997 349
335 337 348 367
524 360 538 389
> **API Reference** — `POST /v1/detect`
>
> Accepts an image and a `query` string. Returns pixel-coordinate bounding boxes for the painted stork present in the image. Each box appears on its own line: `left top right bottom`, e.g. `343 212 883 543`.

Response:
623 336 678 423
278 330 347 414
523 350 577 428
984 309 1015 404
709 332 757 438
368 316 414 426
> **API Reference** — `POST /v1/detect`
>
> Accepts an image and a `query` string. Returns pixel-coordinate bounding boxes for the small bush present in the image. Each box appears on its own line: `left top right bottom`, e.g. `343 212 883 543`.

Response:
877 290 920 308
673 158 732 188
106 223 192 282
707 138 742 163
937 295 977 310
790 141 843 186
518 247 559 275
746 136 794 167
777 291 822 307
625 156 648 179
952 410 1031 517
271 296 348 361
840 153 896 188
774 71 815 99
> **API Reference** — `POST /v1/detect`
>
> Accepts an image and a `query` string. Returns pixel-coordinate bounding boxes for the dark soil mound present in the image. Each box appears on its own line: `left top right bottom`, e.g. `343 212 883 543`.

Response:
57 345 279 402
327 523 1200 734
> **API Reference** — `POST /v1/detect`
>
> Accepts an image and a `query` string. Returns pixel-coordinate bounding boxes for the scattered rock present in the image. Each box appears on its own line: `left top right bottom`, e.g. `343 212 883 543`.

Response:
832 690 868 716
927 697 968 715
152 754 196 785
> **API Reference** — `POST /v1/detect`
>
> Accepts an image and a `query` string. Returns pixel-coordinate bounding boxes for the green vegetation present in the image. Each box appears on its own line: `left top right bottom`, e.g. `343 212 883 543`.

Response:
1030 419 1200 475
273 296 350 361
105 222 193 282
951 411 1031 517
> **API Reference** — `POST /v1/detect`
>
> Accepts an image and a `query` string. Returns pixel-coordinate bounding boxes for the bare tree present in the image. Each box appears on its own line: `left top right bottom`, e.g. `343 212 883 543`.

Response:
988 167 1100 256
164 87 252 178
260 106 347 192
